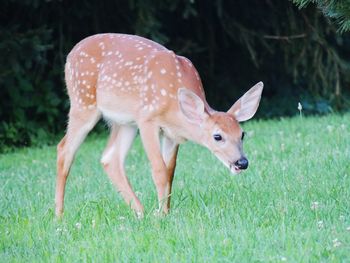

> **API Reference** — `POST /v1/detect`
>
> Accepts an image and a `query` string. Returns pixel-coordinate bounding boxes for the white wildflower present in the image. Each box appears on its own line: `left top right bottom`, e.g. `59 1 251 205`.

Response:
75 222 82 230
317 220 324 230
298 102 302 118
298 102 302 111
136 211 143 219
311 201 319 210
333 238 341 247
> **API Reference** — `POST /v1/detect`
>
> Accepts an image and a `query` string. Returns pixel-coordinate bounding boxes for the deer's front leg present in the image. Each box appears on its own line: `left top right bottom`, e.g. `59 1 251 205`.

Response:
139 122 170 213
161 135 179 212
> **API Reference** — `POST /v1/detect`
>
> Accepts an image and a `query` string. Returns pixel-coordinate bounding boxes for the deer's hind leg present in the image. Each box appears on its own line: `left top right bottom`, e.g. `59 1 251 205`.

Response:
101 124 143 216
55 108 101 217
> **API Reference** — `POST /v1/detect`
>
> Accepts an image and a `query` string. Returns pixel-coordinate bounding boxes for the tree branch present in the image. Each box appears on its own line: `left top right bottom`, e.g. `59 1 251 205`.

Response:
263 33 307 41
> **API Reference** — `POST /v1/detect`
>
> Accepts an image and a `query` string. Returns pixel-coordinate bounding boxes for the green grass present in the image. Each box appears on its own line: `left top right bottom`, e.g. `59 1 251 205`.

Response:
1 114 350 262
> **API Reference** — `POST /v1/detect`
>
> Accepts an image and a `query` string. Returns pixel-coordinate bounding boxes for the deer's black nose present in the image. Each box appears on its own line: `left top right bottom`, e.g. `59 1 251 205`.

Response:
235 157 248 170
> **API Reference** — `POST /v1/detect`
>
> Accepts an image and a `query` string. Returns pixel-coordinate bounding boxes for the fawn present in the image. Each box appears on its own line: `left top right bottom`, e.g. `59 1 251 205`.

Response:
56 33 263 217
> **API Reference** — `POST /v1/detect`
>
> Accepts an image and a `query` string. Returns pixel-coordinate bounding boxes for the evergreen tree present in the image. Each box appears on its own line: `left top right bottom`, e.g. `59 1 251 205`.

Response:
292 0 350 32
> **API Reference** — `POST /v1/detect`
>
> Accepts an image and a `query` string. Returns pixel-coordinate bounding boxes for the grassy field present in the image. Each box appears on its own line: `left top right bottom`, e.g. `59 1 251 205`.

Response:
1 114 350 262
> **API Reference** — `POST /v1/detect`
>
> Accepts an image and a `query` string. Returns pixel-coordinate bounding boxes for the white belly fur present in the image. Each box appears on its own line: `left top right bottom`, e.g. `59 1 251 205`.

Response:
99 107 136 125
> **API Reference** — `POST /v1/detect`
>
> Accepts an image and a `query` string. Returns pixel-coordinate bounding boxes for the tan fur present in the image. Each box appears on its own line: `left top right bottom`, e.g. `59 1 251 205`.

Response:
55 33 263 217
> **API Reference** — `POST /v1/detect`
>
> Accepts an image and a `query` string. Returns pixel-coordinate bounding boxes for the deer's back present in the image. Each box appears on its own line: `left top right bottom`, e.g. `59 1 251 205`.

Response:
65 33 204 125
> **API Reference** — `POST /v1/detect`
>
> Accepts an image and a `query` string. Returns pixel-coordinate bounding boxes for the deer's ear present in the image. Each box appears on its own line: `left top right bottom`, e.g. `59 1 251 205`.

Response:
228 82 263 122
178 88 206 124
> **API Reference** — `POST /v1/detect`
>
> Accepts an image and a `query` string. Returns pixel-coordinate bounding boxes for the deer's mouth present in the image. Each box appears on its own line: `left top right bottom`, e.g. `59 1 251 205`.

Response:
214 154 242 175
229 163 242 174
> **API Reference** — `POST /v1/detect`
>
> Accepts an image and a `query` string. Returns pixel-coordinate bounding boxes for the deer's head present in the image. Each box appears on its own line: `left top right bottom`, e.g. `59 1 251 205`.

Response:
178 82 263 174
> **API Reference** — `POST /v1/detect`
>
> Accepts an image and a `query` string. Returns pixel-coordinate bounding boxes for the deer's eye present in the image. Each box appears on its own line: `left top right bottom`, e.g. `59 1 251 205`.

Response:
213 134 222 141
241 131 245 140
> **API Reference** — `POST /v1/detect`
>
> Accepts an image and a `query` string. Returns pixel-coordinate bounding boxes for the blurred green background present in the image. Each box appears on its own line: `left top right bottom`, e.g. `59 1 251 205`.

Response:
0 0 349 150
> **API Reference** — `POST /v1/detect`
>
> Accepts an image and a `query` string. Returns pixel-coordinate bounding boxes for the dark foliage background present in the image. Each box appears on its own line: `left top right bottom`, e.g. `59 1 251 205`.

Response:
0 0 349 150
